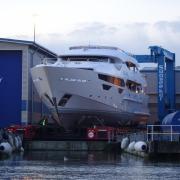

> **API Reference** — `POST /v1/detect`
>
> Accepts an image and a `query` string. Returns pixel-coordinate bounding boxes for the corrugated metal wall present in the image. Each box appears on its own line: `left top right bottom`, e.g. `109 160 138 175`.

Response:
27 50 52 124
141 70 180 123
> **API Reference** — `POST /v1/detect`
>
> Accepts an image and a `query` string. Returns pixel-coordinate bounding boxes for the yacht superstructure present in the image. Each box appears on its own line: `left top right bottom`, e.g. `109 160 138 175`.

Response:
31 46 149 129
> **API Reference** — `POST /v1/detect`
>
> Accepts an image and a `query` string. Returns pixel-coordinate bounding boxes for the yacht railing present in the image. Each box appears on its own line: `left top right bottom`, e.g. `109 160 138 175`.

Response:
42 58 57 65
147 125 180 142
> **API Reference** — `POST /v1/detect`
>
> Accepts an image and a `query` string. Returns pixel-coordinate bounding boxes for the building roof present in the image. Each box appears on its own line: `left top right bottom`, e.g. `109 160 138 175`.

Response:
141 67 157 71
0 38 57 58
141 66 180 72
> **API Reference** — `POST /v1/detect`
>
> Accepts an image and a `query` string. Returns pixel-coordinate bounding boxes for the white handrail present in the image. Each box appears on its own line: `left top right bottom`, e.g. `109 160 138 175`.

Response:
147 125 180 127
42 58 57 64
147 125 180 142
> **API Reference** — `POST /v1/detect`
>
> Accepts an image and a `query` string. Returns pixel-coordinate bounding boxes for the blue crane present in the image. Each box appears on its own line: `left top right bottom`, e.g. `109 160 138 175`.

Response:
135 46 176 123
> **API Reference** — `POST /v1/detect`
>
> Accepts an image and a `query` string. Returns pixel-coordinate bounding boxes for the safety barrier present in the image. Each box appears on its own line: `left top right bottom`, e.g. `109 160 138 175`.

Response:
147 125 180 142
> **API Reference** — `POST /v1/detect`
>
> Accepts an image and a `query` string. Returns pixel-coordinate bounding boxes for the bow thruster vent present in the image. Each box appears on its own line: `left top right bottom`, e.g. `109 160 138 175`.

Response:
58 94 72 107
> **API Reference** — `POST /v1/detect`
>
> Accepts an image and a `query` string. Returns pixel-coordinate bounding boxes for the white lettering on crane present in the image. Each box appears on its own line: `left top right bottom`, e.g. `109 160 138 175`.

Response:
158 65 164 101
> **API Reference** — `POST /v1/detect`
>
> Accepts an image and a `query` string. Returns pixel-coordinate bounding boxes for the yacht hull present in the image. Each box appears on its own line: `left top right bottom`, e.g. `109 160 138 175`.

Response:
31 65 149 129
50 107 148 129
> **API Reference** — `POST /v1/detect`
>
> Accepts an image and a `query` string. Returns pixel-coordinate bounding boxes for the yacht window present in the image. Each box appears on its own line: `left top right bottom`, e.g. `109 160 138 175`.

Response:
88 58 99 62
69 58 87 61
58 94 72 106
126 80 142 93
61 56 114 63
78 68 94 71
110 59 115 63
118 88 123 94
102 84 112 90
98 74 125 87
126 61 138 71
99 58 108 62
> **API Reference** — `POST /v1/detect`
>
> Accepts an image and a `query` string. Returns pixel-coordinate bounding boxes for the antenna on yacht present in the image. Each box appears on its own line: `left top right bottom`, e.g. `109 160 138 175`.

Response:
33 23 36 42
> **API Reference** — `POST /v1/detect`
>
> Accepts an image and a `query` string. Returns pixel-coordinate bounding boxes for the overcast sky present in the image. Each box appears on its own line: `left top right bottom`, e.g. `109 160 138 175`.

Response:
1 0 180 65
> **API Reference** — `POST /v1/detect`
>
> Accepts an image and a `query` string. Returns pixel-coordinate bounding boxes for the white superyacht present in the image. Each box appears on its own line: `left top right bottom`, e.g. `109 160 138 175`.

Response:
31 46 149 129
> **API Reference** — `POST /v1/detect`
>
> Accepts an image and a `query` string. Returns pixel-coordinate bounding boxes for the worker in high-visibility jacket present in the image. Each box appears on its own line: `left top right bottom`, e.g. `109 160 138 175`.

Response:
39 116 48 126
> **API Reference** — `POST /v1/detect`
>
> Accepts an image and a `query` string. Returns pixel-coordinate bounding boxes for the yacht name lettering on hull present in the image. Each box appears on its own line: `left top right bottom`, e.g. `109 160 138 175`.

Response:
60 77 87 83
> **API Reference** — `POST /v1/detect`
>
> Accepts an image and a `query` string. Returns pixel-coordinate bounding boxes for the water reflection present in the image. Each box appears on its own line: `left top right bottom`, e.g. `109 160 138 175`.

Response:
0 151 179 179
24 151 119 164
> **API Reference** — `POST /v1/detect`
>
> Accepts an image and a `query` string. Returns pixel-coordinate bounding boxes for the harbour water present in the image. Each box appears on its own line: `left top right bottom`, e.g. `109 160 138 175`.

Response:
0 151 180 180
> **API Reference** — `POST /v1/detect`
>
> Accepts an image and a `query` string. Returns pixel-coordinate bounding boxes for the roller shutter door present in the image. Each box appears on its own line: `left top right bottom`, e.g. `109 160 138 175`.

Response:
0 50 22 127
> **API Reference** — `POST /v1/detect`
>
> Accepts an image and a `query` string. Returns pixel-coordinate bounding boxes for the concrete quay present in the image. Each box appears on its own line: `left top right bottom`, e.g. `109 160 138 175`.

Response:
24 140 120 151
148 141 180 155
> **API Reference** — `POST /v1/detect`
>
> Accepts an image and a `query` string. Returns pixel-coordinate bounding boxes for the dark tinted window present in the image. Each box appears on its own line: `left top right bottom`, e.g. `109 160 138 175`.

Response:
98 74 125 87
126 80 142 93
102 84 112 90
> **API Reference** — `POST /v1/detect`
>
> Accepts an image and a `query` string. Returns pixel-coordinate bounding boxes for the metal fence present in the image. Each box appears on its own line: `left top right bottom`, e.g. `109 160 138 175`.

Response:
147 125 180 142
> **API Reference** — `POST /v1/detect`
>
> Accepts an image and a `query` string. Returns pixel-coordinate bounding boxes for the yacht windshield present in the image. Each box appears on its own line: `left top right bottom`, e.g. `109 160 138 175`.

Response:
61 56 114 63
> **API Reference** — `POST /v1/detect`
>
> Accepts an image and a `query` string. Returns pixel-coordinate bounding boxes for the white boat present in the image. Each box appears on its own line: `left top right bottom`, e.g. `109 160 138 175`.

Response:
31 46 149 129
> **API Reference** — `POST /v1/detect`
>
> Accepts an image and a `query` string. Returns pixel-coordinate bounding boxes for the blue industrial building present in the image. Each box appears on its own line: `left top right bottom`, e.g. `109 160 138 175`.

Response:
0 38 57 127
141 67 180 123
